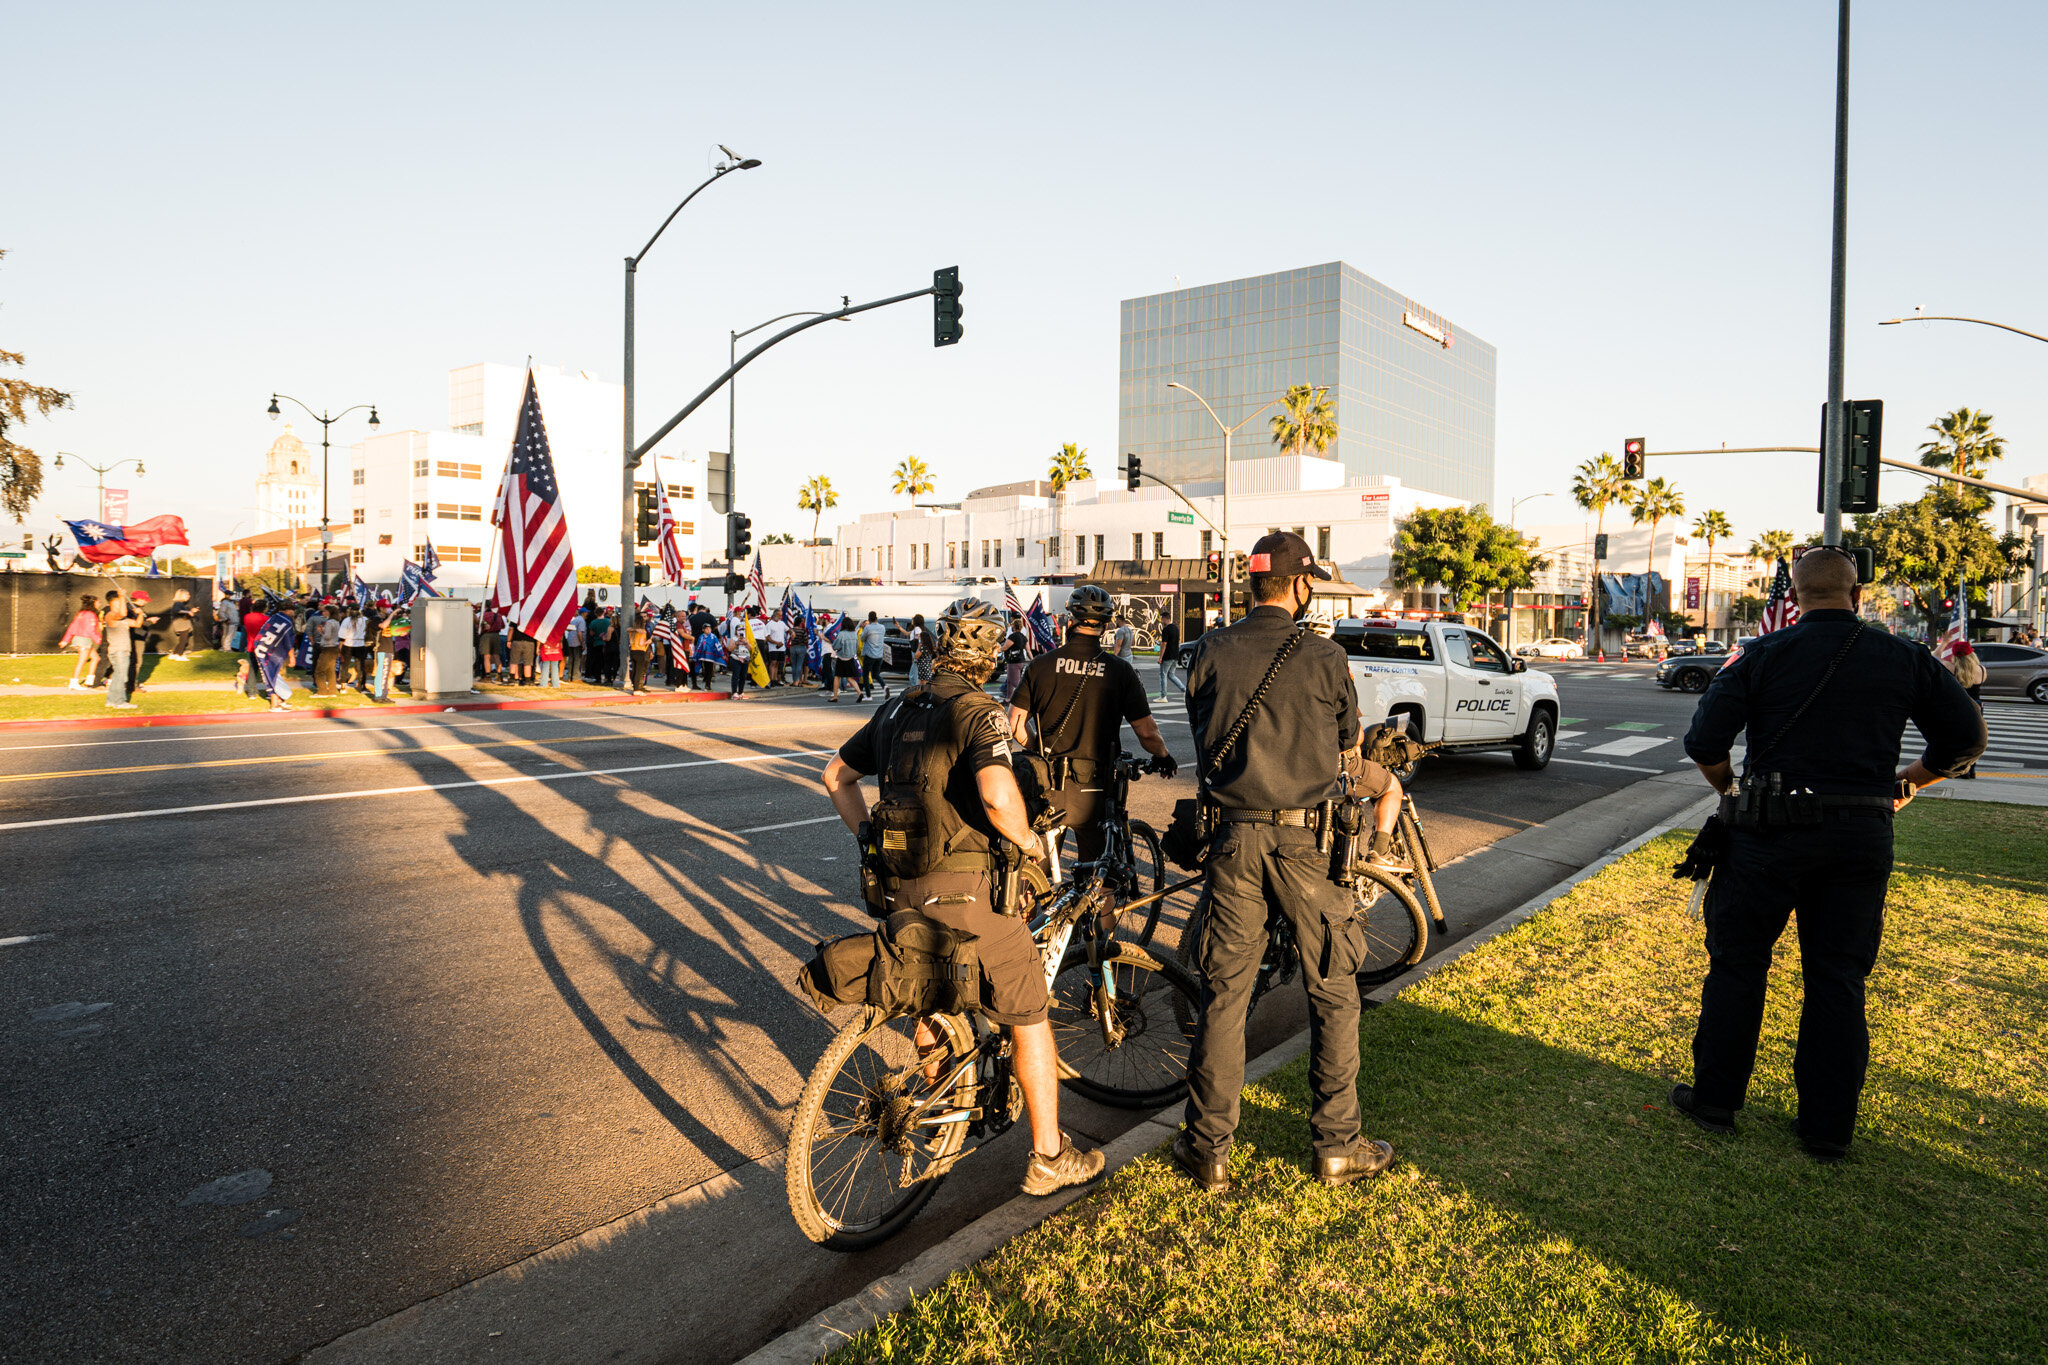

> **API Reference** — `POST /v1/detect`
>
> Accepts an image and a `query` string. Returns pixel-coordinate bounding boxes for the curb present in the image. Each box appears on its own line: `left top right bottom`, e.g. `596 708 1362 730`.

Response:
734 791 1721 1365
0 687 780 734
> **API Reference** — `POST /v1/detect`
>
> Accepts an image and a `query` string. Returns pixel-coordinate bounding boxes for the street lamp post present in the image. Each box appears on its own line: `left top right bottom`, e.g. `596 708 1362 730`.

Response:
53 452 146 525
1164 383 1285 626
1502 493 1556 649
729 301 848 553
619 150 761 690
265 395 379 592
1880 311 2048 345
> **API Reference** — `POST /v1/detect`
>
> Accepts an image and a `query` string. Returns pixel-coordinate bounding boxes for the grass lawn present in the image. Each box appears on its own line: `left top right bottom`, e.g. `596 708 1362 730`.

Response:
0 650 244 688
835 801 2047 1365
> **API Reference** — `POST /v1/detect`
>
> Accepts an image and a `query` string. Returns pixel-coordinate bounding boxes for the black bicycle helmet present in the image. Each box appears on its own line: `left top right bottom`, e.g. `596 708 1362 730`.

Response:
933 598 1007 667
1067 584 1115 627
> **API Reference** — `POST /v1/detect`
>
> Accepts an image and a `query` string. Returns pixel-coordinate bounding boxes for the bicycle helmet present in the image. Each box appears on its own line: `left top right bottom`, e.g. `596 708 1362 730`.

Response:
932 597 1006 668
1066 584 1115 627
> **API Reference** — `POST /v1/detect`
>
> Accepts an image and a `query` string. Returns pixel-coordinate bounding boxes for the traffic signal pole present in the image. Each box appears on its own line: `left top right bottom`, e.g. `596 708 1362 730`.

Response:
1821 0 1853 546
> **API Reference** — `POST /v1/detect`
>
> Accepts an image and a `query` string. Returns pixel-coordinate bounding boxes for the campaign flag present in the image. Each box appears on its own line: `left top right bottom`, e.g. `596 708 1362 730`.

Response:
253 611 295 701
742 613 770 686
748 551 767 614
489 371 578 646
420 539 441 582
397 559 441 606
1026 597 1057 654
1758 559 1800 636
349 573 372 610
145 556 162 578
64 514 190 565
653 459 687 586
1935 588 1968 664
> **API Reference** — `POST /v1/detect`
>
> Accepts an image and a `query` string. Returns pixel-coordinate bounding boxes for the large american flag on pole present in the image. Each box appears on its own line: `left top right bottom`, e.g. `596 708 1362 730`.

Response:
1758 559 1800 636
653 459 686 586
490 372 578 646
1934 587 1968 664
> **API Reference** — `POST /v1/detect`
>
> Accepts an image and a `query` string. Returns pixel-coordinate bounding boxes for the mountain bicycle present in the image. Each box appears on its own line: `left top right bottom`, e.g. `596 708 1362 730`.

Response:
1051 752 1187 950
785 833 1201 1251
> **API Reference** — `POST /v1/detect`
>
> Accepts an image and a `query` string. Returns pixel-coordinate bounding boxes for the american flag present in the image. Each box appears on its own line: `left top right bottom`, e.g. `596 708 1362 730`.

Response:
489 372 578 646
747 551 767 614
1935 588 1968 664
1758 559 1800 635
654 460 686 585
420 539 441 582
650 614 685 675
1003 578 1025 617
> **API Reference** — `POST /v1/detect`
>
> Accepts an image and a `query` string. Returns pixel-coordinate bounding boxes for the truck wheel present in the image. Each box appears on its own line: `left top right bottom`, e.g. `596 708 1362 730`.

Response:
1513 710 1555 771
1678 669 1710 693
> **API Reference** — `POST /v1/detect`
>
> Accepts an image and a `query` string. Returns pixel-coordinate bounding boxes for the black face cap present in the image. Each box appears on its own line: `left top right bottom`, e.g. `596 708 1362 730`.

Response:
1246 531 1331 581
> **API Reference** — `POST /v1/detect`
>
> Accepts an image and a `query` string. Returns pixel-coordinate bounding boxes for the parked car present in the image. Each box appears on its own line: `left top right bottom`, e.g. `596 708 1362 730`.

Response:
1623 634 1670 660
1976 642 2048 703
1514 637 1583 660
1655 650 1727 693
1336 618 1561 772
1666 639 1729 658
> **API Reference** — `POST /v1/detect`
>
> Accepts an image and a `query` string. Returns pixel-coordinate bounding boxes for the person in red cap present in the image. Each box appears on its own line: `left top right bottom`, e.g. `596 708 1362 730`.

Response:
1173 531 1400 1194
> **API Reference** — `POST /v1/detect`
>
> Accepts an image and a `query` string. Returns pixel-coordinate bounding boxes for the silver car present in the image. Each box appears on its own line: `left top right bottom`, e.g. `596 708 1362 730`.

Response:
1975 643 2048 704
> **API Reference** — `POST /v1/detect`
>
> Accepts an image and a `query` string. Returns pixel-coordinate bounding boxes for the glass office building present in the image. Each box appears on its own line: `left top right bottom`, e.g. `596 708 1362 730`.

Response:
1118 262 1495 506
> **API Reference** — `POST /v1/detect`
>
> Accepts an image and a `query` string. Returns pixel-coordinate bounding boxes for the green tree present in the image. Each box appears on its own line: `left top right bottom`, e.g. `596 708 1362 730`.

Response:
1847 490 2023 629
1691 509 1733 630
245 567 296 595
762 532 795 545
1048 443 1090 493
576 565 620 584
1729 594 1765 627
1388 505 1549 613
1268 384 1338 457
797 475 837 543
1570 454 1628 545
892 455 934 507
1918 407 2004 481
1628 476 1685 611
1 251 72 522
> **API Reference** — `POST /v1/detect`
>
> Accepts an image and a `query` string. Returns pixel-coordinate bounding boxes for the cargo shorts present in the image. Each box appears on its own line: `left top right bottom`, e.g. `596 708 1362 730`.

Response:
1347 755 1395 802
890 869 1049 1026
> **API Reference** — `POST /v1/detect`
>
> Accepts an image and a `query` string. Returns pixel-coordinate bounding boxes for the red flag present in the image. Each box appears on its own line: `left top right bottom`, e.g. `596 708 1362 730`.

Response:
69 514 189 565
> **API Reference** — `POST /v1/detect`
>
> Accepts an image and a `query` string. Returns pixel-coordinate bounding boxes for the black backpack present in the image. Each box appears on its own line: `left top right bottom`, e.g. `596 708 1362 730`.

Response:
868 686 998 880
794 911 980 1019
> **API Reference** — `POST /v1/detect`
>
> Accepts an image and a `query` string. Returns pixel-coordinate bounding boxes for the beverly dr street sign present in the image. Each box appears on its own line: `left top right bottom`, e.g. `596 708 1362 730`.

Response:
1167 510 1194 525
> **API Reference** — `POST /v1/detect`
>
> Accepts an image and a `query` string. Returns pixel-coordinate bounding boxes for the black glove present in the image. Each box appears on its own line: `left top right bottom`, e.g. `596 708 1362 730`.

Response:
1671 815 1729 881
1146 752 1179 778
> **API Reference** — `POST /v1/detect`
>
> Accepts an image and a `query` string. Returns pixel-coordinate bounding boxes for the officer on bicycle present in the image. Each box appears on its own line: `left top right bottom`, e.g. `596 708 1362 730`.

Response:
1175 532 1398 1193
821 598 1107 1197
1672 547 1985 1161
1006 584 1177 865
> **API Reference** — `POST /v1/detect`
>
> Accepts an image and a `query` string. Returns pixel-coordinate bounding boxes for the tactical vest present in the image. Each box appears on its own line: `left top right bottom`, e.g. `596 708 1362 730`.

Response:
869 684 1000 880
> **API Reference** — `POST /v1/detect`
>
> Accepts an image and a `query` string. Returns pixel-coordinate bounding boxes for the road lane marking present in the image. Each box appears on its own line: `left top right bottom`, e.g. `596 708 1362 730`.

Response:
0 749 839 832
1582 736 1670 758
732 815 842 835
0 731 675 786
1546 756 1667 774
1 934 54 948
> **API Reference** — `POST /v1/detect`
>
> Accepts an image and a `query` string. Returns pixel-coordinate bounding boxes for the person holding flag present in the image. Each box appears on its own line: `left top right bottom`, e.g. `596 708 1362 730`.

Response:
252 603 297 713
488 371 579 666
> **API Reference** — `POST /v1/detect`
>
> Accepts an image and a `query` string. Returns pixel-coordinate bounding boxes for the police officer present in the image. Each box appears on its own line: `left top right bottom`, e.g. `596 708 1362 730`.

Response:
1674 548 1986 1162
1006 584 1177 864
821 598 1107 1197
1174 532 1398 1192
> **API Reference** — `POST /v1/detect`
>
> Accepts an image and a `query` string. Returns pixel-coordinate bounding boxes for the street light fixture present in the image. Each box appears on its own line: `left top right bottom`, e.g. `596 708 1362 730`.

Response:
263 394 380 592
1164 382 1286 626
53 452 147 523
728 300 850 551
1879 310 2048 345
617 148 763 687
1509 492 1554 526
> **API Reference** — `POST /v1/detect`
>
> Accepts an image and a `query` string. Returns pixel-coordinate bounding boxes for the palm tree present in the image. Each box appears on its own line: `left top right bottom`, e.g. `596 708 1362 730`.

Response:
1746 528 1794 591
1570 454 1628 545
1629 476 1685 618
1918 407 2004 479
1691 509 1733 634
891 456 933 508
1048 443 1090 493
797 475 837 544
1268 384 1338 457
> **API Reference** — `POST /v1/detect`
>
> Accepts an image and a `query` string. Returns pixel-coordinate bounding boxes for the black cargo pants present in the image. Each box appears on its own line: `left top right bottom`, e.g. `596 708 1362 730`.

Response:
1690 807 1893 1148
1183 822 1367 1161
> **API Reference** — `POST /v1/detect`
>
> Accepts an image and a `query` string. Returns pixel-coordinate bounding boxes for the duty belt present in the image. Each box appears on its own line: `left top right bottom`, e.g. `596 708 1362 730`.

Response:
1217 807 1318 828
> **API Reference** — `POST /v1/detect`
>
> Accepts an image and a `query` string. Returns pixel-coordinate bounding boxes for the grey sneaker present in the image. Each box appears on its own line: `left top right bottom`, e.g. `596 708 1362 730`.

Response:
1365 832 1409 873
1021 1137 1105 1196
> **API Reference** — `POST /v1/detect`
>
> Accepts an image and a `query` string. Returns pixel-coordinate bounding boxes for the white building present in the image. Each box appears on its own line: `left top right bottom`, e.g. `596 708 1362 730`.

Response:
254 426 322 532
798 455 1465 600
346 362 707 589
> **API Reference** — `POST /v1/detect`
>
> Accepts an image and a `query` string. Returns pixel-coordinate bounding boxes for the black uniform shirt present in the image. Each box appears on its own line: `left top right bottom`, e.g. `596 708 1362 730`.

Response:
1684 609 1987 794
1185 606 1358 811
1010 635 1151 764
839 672 1015 844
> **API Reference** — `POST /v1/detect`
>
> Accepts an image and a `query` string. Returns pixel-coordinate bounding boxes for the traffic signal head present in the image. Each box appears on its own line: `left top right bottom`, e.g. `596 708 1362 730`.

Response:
632 563 651 586
1125 453 1142 493
727 511 752 562
1621 438 1646 480
1593 532 1609 561
1205 551 1220 582
1231 552 1249 583
635 488 659 544
1818 399 1884 515
933 266 963 347
725 572 747 595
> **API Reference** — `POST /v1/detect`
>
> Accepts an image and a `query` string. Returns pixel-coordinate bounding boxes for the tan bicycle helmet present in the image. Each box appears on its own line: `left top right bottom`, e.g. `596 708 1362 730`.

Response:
933 597 1006 668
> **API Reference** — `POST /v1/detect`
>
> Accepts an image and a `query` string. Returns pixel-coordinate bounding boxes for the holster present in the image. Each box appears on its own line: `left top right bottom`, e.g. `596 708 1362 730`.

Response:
855 821 890 920
992 842 1025 917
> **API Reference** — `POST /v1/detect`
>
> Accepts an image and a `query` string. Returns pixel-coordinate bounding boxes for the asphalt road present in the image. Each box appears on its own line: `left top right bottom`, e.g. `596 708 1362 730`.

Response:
2 662 1723 1363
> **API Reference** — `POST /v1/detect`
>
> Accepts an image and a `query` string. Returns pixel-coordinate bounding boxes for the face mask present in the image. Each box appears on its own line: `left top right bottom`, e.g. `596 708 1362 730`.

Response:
1289 582 1312 623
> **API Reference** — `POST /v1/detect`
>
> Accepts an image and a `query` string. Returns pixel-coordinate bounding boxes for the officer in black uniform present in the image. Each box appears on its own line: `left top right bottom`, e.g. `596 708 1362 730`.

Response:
1174 532 1398 1192
1006 584 1177 864
1675 548 1986 1161
821 598 1107 1197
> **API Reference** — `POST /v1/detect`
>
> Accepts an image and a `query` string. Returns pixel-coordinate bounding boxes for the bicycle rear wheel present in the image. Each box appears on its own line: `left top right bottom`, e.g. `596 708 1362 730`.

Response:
1050 943 1200 1109
786 1009 977 1251
1353 868 1429 989
1118 819 1169 948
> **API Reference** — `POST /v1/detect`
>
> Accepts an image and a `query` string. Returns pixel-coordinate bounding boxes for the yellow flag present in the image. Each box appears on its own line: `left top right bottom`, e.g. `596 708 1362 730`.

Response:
743 615 770 686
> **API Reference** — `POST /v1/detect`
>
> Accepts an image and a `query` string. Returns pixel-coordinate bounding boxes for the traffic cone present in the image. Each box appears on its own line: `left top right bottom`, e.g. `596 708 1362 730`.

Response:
1621 645 1629 662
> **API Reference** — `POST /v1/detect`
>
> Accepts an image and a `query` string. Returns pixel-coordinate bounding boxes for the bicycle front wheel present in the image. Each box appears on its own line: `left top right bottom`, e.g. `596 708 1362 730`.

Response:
1051 943 1200 1109
1118 819 1170 948
786 1009 977 1252
1352 867 1429 990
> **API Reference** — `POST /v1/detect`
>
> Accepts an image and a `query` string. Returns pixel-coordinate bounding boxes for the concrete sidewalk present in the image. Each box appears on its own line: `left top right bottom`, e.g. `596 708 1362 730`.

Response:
306 769 1714 1365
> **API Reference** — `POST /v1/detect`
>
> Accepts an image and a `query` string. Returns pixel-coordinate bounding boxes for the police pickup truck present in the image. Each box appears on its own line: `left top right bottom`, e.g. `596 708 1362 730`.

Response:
1333 618 1561 773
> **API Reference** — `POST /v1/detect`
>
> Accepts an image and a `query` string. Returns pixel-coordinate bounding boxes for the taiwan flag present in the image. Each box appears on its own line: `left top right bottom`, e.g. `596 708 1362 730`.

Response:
65 515 190 565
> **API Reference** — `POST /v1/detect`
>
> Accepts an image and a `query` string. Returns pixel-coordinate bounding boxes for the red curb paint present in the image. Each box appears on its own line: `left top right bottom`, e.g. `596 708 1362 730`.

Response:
0 690 748 735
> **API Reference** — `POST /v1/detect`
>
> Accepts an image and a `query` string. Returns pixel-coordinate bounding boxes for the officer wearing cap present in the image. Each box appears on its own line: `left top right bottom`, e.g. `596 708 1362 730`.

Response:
822 598 1107 1197
1007 584 1177 866
1173 531 1398 1192
1672 548 1986 1162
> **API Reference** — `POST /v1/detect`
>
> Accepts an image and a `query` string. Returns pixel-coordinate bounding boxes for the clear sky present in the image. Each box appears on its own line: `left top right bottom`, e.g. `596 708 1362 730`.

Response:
7 0 2044 561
